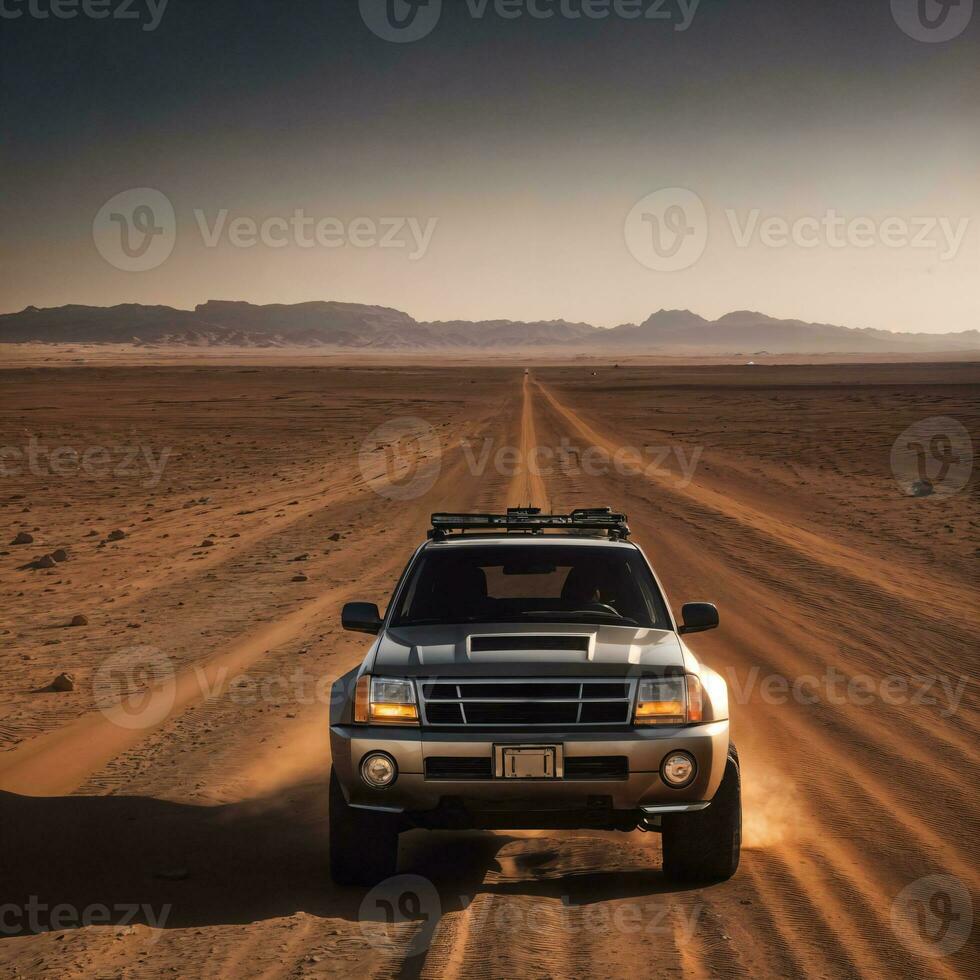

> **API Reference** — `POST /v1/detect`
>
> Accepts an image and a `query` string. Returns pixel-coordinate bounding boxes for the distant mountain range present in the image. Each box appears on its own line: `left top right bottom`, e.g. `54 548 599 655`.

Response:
1 301 976 354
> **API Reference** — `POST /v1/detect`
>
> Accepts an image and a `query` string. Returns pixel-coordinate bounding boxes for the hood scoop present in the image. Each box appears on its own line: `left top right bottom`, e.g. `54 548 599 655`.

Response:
469 634 591 655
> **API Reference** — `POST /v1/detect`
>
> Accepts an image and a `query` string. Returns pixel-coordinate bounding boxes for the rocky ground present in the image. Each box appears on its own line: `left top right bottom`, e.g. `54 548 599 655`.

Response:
0 358 976 978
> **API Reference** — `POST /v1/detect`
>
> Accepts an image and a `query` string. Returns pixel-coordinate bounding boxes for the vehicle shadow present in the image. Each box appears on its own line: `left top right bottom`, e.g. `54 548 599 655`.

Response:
1 786 696 937
0 784 506 936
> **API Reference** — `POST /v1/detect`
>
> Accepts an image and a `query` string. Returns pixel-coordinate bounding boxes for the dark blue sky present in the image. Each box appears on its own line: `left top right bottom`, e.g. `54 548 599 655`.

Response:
1 0 977 330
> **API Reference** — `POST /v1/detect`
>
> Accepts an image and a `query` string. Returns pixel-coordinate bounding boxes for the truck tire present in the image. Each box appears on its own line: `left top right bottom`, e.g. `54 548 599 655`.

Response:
329 767 400 886
661 745 741 883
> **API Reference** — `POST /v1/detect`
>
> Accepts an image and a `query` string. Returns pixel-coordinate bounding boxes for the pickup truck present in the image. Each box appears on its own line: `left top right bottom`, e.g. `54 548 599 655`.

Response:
329 508 740 885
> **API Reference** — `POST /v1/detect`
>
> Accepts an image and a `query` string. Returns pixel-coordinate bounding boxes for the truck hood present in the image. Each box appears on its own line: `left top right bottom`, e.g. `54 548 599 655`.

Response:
372 622 685 676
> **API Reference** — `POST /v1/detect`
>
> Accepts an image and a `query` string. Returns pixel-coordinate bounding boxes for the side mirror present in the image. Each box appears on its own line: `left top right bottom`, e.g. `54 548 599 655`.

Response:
679 602 719 635
342 602 383 635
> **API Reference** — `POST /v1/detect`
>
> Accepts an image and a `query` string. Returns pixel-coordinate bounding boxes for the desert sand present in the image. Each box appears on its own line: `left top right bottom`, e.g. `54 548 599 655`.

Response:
0 358 977 978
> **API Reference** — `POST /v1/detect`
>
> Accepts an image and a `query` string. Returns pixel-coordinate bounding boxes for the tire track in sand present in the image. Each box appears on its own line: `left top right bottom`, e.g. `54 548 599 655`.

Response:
0 412 504 798
505 373 550 511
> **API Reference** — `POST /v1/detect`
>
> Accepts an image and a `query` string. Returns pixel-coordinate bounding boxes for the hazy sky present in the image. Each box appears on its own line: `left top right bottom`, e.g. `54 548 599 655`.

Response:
1 0 977 332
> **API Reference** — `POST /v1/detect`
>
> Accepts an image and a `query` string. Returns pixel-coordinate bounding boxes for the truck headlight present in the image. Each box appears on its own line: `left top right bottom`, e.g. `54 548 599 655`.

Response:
634 675 703 726
354 675 419 725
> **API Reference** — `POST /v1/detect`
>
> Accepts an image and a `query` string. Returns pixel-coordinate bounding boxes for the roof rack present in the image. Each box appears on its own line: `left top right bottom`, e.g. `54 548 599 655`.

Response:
428 507 630 541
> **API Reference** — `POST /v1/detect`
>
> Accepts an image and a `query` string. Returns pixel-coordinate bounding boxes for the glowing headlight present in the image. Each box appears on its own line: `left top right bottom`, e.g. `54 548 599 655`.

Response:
354 675 419 725
634 675 703 725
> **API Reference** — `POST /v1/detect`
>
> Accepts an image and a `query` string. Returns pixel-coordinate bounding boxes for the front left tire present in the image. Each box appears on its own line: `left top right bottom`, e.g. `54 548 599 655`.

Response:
329 766 401 886
661 744 741 883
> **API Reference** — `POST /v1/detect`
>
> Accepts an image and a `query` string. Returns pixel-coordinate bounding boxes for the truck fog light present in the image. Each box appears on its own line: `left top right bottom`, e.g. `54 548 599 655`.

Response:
361 752 397 788
661 751 697 788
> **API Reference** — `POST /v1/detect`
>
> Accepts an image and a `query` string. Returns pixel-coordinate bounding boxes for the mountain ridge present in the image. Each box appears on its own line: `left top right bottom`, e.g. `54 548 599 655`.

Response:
0 300 976 353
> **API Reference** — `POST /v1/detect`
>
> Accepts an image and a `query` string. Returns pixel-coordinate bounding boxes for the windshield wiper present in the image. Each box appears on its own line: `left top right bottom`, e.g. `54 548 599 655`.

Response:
518 610 640 625
394 615 493 627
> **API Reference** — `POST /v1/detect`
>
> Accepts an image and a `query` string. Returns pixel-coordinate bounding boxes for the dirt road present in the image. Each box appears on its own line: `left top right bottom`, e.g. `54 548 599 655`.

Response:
1 361 976 978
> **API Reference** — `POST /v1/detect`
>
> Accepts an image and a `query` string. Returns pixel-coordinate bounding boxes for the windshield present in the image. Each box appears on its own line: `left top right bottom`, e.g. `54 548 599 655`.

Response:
391 544 670 629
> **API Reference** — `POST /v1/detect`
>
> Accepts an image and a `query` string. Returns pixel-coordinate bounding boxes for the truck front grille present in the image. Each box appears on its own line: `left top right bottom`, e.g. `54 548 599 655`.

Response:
424 755 629 780
425 757 493 780
418 678 636 728
565 756 629 780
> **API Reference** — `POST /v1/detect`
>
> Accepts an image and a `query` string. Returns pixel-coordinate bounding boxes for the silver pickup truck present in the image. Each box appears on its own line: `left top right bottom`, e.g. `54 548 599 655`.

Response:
329 508 740 886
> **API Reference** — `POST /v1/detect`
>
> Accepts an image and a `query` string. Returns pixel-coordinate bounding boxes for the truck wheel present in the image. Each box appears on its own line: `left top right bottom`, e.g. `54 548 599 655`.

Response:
661 745 741 883
329 767 400 886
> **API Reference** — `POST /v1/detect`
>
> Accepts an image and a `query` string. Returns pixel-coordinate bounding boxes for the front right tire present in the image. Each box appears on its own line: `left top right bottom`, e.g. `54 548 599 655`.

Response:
329 766 401 886
661 744 741 883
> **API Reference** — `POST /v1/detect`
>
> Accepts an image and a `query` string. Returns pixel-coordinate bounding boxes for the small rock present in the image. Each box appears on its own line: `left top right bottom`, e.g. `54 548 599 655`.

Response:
11 531 35 545
328 533 341 542
107 529 126 541
36 554 57 569
200 540 215 548
51 548 69 563
292 574 309 583
86 530 100 537
69 614 89 627
292 554 309 562
50 672 75 692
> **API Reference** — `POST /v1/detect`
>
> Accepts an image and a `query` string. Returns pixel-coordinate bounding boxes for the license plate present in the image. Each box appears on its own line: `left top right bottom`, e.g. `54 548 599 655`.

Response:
495 744 564 779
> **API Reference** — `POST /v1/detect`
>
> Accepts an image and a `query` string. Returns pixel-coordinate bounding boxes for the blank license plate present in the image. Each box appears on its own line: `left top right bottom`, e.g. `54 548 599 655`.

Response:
497 745 562 779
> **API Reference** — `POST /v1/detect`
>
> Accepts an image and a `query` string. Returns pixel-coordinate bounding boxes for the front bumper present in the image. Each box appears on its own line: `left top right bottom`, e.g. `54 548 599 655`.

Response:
330 720 729 824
